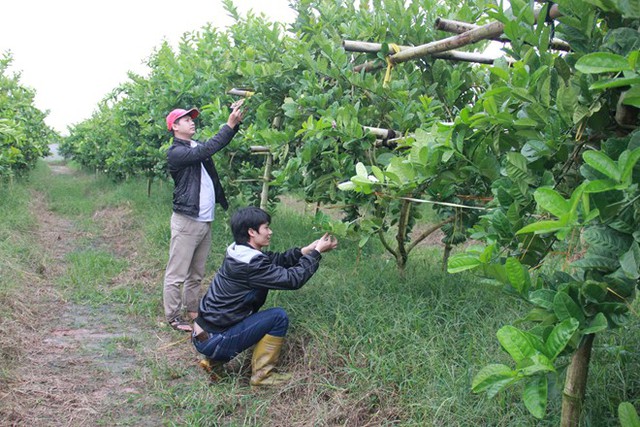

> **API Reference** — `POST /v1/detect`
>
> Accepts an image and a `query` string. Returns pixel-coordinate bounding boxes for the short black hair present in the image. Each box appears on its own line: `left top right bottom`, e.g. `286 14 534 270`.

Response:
231 206 271 244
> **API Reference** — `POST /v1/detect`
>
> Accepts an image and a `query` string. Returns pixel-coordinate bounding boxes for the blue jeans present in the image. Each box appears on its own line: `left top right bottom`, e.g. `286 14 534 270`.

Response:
193 307 289 362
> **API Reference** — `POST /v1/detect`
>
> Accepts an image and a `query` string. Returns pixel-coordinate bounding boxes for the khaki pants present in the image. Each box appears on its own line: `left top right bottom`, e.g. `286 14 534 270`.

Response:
163 213 212 322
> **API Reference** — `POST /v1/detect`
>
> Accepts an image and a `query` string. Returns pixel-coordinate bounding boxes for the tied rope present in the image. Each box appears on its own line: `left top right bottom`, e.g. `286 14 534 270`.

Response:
383 43 402 88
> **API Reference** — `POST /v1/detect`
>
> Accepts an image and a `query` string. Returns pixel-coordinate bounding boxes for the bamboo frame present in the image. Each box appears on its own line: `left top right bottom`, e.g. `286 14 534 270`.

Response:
435 17 571 52
343 40 498 65
354 4 563 73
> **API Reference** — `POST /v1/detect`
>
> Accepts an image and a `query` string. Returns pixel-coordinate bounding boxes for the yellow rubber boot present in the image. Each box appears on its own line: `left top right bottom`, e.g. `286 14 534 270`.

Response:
250 334 292 387
199 358 226 381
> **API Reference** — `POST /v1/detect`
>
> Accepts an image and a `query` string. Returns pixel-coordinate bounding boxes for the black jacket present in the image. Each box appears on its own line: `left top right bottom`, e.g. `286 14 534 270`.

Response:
196 243 322 333
167 124 238 217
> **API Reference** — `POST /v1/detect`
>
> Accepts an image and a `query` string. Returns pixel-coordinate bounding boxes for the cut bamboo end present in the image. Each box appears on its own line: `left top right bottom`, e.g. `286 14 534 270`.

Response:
250 146 271 154
228 88 255 97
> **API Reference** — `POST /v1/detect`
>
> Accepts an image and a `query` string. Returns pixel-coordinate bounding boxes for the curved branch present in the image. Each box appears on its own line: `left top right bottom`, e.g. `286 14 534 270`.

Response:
407 217 454 253
378 228 398 259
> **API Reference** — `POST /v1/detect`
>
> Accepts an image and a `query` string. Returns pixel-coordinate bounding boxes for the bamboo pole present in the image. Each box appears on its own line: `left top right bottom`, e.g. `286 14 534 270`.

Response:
250 146 273 211
434 19 510 43
260 153 272 211
344 40 498 64
363 126 400 140
354 4 563 73
228 88 255 97
250 146 271 154
435 17 570 51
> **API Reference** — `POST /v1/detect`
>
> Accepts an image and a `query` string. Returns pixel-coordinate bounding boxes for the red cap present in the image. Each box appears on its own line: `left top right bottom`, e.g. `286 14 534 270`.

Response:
166 108 199 130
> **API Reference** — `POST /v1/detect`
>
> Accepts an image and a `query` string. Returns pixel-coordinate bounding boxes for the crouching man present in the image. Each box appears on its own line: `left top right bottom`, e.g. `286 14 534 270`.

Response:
192 206 338 386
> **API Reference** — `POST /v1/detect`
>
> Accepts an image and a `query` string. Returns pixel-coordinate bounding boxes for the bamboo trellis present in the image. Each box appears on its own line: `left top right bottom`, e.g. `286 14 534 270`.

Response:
434 17 570 52
351 4 565 73
343 41 499 65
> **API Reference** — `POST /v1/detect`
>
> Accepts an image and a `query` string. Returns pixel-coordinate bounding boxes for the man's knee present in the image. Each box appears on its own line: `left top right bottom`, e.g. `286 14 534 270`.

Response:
269 307 289 336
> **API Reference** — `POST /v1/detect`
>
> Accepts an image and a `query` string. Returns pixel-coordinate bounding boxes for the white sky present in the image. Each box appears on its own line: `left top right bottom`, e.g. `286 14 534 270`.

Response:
0 0 296 135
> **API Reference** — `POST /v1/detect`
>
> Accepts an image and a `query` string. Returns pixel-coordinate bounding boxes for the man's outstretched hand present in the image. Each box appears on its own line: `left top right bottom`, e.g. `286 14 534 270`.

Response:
303 233 338 253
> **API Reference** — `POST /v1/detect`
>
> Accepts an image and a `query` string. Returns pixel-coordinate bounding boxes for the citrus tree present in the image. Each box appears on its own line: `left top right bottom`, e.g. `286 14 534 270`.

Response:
342 0 639 423
0 52 58 180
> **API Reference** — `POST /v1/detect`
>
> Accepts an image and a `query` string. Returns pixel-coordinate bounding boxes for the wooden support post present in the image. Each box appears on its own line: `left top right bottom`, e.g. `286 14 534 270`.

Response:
251 146 273 211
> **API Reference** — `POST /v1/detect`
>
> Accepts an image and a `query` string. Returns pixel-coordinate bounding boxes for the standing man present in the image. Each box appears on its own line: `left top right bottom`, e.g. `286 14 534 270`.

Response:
163 100 244 332
192 206 338 386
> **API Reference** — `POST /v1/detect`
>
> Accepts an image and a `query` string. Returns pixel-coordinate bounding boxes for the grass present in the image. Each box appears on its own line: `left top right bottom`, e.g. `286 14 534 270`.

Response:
1 161 638 426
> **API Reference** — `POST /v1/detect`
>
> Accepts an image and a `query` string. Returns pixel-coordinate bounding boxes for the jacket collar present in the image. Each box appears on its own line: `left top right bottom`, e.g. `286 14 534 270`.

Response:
173 136 192 146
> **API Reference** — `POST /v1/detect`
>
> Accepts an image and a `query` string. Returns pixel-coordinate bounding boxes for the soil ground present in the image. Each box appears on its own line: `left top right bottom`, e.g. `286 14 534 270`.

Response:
1 166 451 426
0 164 197 426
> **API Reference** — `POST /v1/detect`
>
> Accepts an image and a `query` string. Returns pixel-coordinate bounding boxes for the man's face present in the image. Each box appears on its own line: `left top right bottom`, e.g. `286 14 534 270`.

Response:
249 223 272 250
172 115 196 139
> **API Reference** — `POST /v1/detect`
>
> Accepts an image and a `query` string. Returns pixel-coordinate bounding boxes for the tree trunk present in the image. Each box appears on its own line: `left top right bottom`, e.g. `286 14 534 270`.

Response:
395 200 412 271
561 333 595 427
442 243 452 271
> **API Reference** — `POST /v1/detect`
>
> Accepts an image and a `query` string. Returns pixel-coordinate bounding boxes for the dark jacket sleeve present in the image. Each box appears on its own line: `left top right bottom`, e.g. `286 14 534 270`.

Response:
168 124 238 169
265 247 304 268
248 249 322 291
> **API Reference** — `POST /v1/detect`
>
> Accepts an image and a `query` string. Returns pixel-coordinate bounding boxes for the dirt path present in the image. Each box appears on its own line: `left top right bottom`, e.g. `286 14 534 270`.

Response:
1 166 194 426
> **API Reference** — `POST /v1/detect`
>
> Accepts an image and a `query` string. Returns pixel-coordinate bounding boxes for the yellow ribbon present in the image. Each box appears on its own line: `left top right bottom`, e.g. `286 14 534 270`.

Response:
383 43 402 88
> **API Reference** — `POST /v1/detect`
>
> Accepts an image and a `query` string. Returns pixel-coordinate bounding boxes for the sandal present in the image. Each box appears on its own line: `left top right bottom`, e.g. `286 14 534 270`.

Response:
169 319 193 332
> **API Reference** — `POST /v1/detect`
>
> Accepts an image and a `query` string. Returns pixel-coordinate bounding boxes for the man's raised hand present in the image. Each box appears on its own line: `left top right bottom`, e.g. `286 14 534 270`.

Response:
315 232 338 253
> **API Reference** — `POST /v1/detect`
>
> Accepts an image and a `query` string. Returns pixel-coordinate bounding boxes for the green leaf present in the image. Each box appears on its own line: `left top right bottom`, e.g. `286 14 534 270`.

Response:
371 165 385 183
545 318 579 359
517 220 565 235
620 148 640 184
620 242 640 279
505 257 530 295
472 364 517 397
520 354 555 376
523 376 548 419
619 402 640 427
337 181 355 191
571 254 619 271
582 312 609 334
553 292 585 322
529 289 556 310
582 281 608 303
575 52 631 74
584 179 618 193
534 188 569 218
583 151 621 181
622 86 640 108
358 234 370 249
497 325 537 363
447 254 482 273
589 77 640 90
355 162 367 178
